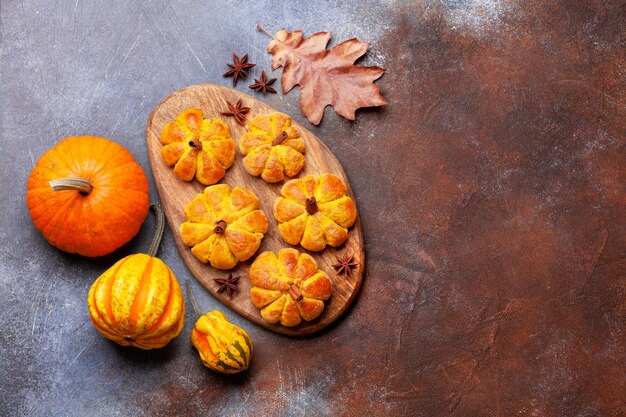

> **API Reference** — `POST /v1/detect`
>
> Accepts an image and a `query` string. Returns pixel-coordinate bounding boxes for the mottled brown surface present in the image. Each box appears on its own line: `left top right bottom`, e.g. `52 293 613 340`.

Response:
1 0 625 416
358 2 626 415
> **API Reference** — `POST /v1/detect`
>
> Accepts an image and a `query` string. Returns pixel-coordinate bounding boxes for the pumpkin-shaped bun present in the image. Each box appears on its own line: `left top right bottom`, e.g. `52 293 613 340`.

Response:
26 136 149 257
249 248 332 327
274 174 357 251
161 108 236 185
180 184 269 270
239 113 305 183
191 311 253 374
88 254 185 349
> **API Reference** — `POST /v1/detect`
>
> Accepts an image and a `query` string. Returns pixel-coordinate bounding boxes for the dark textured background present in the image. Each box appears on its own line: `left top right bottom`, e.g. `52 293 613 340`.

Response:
1 0 625 416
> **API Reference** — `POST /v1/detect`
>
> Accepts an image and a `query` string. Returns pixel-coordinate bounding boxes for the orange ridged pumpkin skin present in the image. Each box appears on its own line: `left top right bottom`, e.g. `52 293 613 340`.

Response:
26 136 149 257
88 253 185 349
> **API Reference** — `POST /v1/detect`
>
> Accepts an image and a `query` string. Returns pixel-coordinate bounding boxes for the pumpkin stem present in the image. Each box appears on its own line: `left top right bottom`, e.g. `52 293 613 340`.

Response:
214 220 227 234
185 279 202 318
305 197 318 215
272 131 288 146
288 284 303 302
147 203 165 257
49 178 94 195
188 139 203 150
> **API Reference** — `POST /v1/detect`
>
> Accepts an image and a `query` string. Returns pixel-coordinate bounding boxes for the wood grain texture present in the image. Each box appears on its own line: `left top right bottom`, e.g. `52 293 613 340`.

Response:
146 84 364 336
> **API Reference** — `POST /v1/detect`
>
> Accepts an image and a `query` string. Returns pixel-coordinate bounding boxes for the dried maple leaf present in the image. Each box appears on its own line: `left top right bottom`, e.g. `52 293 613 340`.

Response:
258 25 387 125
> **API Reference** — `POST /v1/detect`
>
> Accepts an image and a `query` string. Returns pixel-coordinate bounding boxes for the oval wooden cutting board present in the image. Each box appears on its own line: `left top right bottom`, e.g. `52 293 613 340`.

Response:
146 84 364 336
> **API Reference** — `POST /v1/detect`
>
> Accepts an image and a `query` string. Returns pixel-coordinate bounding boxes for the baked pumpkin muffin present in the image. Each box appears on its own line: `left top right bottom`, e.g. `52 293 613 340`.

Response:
180 184 268 269
161 108 236 185
274 174 357 251
239 113 305 183
249 248 332 327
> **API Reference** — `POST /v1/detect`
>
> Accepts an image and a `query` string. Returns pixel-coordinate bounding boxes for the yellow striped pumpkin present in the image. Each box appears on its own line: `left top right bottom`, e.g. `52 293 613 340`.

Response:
190 311 253 374
88 253 185 350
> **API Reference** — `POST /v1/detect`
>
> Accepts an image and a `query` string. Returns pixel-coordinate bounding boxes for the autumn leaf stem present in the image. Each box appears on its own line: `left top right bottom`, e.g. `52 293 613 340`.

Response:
255 24 275 39
256 24 287 47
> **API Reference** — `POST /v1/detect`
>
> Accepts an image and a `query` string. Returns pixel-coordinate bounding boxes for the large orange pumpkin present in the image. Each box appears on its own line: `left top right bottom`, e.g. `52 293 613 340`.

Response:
26 136 149 257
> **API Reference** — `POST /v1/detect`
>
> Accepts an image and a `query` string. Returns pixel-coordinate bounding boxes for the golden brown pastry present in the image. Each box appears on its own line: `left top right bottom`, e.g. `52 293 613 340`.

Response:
161 108 236 185
239 113 305 183
180 184 268 269
249 248 332 327
274 174 357 251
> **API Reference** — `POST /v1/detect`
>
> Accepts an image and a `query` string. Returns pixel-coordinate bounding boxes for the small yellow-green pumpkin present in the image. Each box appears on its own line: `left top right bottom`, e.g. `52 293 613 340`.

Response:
190 311 253 374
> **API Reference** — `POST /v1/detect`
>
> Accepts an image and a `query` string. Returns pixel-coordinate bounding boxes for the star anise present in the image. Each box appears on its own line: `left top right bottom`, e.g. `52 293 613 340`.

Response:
220 99 250 126
249 70 277 95
223 53 256 86
333 253 358 277
213 273 240 298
